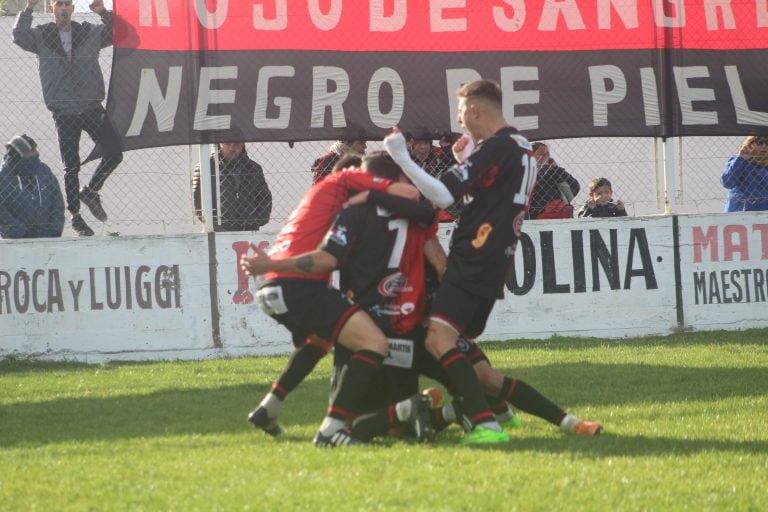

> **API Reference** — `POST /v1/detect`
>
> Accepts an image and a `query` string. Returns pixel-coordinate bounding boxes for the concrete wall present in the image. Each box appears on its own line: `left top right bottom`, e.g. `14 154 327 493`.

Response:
2 212 767 362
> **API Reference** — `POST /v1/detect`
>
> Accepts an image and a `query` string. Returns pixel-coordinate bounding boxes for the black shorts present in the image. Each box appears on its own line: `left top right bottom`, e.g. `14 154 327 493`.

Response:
429 279 496 339
331 324 491 410
256 278 361 347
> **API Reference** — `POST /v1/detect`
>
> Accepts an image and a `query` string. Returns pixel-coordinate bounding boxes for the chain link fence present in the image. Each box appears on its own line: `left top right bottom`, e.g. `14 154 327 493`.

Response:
0 5 752 239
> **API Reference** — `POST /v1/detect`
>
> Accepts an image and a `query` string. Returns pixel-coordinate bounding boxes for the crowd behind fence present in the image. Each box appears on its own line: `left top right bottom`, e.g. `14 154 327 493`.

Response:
0 8 760 239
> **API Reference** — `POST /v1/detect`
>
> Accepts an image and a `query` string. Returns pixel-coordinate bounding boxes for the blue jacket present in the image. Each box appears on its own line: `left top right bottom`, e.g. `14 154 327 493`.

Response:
721 156 768 212
0 155 65 238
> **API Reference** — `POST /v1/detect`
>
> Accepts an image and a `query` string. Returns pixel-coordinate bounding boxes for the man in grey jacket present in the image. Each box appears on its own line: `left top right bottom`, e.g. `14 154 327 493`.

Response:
13 0 122 237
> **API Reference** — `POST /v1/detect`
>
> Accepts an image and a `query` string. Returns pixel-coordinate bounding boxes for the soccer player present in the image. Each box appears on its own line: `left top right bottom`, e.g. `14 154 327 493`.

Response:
349 242 603 442
240 157 424 446
382 79 602 443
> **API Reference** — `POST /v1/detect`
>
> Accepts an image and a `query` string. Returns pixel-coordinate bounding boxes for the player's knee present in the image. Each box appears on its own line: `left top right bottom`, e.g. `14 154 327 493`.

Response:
425 335 453 359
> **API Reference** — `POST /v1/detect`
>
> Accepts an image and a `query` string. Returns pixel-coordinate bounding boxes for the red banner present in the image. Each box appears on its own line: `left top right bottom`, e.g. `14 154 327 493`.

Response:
103 0 768 153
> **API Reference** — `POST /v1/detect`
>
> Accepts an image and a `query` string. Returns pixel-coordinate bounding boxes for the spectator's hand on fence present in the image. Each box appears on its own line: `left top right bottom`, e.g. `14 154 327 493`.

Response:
452 134 474 163
616 199 625 211
240 242 273 277
89 0 107 14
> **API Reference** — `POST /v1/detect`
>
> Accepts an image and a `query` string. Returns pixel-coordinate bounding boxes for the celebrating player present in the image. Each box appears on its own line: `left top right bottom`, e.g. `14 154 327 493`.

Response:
384 79 602 443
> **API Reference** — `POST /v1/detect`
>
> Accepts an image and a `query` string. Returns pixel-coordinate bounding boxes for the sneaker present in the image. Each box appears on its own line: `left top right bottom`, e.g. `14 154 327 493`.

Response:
79 187 108 222
313 429 365 448
572 420 604 436
500 414 522 431
402 394 436 443
459 425 510 445
72 215 94 237
247 406 282 437
450 397 473 433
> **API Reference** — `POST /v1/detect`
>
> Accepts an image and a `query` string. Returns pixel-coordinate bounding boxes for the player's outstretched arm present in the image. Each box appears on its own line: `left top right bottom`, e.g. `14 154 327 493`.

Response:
383 128 454 209
240 242 338 276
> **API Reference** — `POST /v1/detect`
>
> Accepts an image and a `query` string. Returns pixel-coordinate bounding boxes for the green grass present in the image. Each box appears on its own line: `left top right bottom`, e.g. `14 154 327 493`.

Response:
1 330 767 511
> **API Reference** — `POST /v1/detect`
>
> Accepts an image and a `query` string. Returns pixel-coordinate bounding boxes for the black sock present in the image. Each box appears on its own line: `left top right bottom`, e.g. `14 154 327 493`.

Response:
439 348 495 427
497 376 566 426
328 349 384 422
272 342 328 399
487 396 509 416
351 405 396 441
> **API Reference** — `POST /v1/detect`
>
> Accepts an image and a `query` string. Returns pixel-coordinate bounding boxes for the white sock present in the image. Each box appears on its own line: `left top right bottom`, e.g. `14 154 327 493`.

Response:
319 417 345 436
495 406 515 423
259 392 282 418
395 399 413 422
560 414 578 433
477 421 503 433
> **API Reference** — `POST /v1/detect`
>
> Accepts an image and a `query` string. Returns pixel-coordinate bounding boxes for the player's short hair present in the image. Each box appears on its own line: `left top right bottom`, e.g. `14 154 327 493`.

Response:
361 150 402 181
456 79 502 108
332 153 362 172
588 177 612 192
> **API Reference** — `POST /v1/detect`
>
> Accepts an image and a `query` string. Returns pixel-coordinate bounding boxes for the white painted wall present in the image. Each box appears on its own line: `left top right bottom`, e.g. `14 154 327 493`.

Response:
2 212 767 362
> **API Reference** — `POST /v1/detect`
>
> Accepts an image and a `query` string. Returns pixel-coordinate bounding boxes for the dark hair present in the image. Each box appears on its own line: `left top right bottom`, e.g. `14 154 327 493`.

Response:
408 126 435 142
588 177 612 192
531 142 547 151
332 154 362 172
456 79 502 107
361 151 402 181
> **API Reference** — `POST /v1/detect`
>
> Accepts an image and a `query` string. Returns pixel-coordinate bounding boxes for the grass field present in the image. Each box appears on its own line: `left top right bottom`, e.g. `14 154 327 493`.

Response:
1 330 767 511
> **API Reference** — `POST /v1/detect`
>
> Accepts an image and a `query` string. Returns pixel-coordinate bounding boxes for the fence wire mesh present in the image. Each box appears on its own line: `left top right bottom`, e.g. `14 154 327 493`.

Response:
0 5 759 239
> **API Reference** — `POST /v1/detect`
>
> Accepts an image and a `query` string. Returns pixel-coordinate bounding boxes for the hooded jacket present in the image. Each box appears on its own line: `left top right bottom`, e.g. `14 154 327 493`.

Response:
0 154 65 238
13 8 113 115
191 146 272 232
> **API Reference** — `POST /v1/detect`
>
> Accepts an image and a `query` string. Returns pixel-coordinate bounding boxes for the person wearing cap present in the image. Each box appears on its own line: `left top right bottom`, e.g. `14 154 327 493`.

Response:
407 126 457 179
191 136 273 232
13 0 122 237
0 134 65 239
407 126 459 222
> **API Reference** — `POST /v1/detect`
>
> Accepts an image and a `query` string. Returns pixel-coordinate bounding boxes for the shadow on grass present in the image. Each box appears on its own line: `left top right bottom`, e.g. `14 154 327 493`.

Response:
486 328 768 352
461 434 768 457
2 361 767 451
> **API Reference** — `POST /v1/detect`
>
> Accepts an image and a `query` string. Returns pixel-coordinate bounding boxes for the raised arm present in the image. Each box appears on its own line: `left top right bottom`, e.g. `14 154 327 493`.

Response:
12 1 39 53
384 129 455 209
89 0 114 49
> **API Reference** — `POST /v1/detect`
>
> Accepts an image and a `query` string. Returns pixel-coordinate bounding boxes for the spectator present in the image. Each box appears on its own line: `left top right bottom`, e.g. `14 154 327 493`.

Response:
721 135 768 212
527 142 580 219
577 177 627 218
407 126 456 178
192 140 272 232
311 125 368 184
407 126 460 222
13 0 123 237
0 134 65 239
